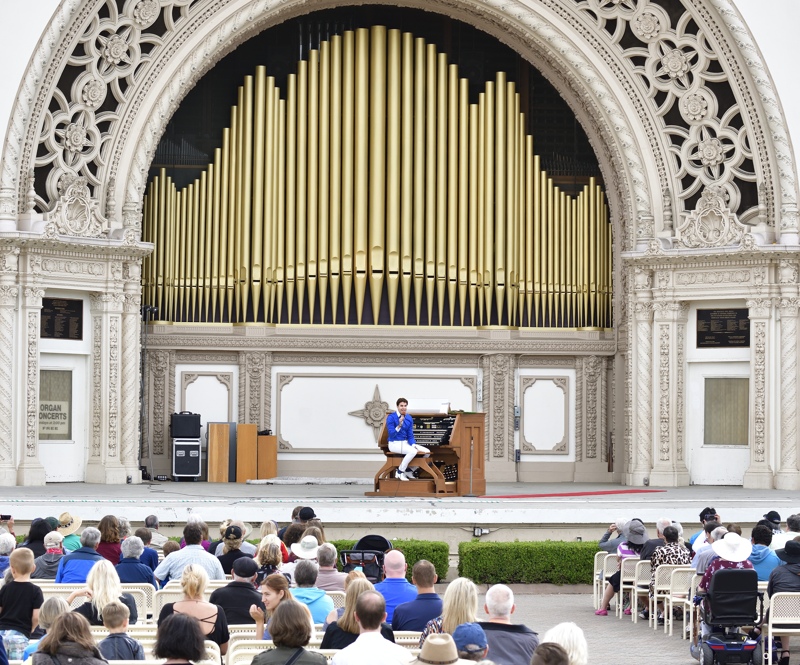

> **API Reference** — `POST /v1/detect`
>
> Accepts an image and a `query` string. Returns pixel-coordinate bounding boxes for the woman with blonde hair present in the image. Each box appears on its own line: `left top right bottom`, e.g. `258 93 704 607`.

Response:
66 559 138 625
324 569 366 626
254 535 284 586
22 596 70 660
320 576 394 649
541 622 588 665
157 563 229 655
256 523 289 563
419 577 479 646
32 613 105 665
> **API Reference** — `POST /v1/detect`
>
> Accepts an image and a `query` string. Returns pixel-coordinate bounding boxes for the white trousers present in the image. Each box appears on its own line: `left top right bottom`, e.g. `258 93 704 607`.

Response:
388 440 430 472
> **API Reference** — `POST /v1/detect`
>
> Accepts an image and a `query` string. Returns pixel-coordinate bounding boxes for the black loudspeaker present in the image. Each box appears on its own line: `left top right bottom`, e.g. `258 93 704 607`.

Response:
170 412 201 439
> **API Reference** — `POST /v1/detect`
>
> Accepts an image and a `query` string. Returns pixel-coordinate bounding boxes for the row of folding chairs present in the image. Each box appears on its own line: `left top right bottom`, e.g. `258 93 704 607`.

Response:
226 638 422 665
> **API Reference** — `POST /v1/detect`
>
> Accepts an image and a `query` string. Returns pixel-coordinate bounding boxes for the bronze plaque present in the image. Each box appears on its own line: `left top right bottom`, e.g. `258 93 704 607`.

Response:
696 308 749 348
41 298 83 340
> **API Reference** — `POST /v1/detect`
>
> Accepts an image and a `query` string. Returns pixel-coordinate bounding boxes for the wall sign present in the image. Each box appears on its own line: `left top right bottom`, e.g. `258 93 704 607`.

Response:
41 298 83 340
39 400 70 437
697 308 750 348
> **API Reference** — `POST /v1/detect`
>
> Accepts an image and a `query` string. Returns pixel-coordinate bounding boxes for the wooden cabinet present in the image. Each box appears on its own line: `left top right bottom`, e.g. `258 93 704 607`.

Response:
257 435 278 479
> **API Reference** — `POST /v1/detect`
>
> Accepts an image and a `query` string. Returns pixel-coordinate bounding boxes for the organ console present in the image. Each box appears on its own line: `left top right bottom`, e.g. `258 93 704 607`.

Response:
366 411 486 497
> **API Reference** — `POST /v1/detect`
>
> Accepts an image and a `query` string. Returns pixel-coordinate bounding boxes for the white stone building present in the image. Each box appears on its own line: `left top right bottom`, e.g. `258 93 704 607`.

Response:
0 0 798 487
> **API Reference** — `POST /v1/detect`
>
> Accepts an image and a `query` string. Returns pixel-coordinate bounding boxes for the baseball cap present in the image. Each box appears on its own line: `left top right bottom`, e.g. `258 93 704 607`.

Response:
232 557 259 578
298 507 317 521
44 531 64 549
224 525 243 539
452 622 487 654
764 511 781 524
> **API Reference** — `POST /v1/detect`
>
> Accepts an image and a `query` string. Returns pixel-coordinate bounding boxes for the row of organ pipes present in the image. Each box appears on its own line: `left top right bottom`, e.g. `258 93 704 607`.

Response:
142 26 612 328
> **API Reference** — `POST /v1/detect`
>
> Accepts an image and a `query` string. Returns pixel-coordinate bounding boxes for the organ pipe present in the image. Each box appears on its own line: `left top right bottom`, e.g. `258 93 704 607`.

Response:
143 25 612 329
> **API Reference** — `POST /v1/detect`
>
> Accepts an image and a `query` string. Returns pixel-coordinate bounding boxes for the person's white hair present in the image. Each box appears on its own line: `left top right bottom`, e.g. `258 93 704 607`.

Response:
317 542 337 568
542 622 588 665
710 525 729 543
656 517 672 534
186 513 203 525
86 559 124 622
0 533 15 555
80 526 101 548
484 583 514 618
121 535 144 559
614 517 627 533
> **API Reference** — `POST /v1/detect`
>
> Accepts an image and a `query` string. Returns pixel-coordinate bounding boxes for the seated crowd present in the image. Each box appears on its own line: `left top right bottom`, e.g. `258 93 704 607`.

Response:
0 506 588 665
595 505 800 665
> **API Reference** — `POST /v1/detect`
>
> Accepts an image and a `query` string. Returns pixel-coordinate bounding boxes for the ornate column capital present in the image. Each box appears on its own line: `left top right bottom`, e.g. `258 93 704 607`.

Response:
746 298 775 319
0 285 18 307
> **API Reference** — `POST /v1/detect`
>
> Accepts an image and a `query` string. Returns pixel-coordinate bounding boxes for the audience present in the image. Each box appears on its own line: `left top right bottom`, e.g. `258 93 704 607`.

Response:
144 514 168 550
96 515 123 565
116 536 158 588
771 514 800 551
374 550 417 624
392 559 442 631
216 524 250 575
153 523 225 583
598 518 627 554
596 519 647 616
692 525 727 574
21 597 70 660
132 528 159 570
250 572 294 639
749 524 780 581
153 613 206 664
325 571 368 626
180 514 211 550
764 538 800 665
255 535 285 586
452 622 489 662
55 527 104 583
689 507 720 552
477 584 539 665
540 623 588 665
698 531 753 593
0 534 16 575
531 642 570 665
31 531 65 580
649 525 692 602
420 577 479 645
209 557 265 625
763 511 783 535
18 519 51 559
316 543 347 591
66 559 138 626
331 590 412 664
252 600 327 665
97 601 144 660
0 547 44 641
157 564 229 655
291 560 335 623
639 517 672 561
321 576 394 649
213 520 256 557
117 518 132 542
283 534 320 581
56 512 83 553
31 613 106 665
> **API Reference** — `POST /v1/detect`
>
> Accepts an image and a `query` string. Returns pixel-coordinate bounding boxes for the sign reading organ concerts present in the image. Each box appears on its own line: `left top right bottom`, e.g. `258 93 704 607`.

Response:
39 401 70 437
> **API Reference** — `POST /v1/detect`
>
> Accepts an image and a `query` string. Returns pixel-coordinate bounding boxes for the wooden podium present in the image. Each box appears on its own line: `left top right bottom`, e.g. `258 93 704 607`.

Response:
366 412 485 497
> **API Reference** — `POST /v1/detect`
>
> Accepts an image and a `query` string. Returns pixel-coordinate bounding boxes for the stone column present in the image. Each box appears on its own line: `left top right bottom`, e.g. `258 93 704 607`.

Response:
625 268 653 485
121 262 143 482
743 298 775 488
483 353 515 481
775 294 800 489
86 292 127 483
17 286 46 485
0 249 19 485
649 301 690 486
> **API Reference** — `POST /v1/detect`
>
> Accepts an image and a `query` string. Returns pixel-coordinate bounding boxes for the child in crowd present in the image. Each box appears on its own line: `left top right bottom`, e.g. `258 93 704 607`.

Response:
133 529 159 571
158 541 180 587
97 601 145 661
0 548 44 645
531 642 570 665
22 597 70 660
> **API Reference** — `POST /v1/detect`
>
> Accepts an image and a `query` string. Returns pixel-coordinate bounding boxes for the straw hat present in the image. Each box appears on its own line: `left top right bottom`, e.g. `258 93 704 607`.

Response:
56 511 82 536
711 531 753 563
290 535 320 560
413 634 473 665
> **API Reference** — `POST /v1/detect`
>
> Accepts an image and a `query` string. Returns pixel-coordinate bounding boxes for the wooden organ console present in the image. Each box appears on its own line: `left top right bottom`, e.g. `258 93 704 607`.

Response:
366 412 486 497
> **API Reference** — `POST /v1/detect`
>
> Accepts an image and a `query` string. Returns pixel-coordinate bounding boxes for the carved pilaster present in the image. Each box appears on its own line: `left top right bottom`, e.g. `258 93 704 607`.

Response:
574 355 611 482
743 299 774 488
649 301 690 486
627 295 653 485
17 287 46 485
0 282 17 484
239 351 271 429
120 287 142 480
775 296 800 489
483 354 515 481
149 350 170 458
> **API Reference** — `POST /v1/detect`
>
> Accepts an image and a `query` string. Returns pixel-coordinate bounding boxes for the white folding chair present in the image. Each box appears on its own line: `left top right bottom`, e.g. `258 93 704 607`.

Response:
667 568 699 638
650 564 690 630
766 592 800 665
617 557 639 618
631 559 652 624
592 551 607 609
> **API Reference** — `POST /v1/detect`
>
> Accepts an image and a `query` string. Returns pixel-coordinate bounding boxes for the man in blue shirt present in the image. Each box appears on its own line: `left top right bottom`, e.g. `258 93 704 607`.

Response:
374 549 417 623
386 397 429 481
116 535 158 588
55 527 104 583
392 559 442 631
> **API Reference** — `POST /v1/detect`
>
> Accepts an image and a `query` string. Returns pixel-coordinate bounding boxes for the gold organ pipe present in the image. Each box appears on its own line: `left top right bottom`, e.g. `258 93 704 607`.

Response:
296 60 308 323
435 52 447 325
447 63 458 326
400 32 414 325
329 35 343 325
353 28 369 325
386 28 401 325
369 26 387 325
458 78 469 326
468 103 479 325
285 74 297 323
142 27 617 332
424 43 437 325
252 67 266 317
307 49 320 323
341 32 355 324
494 72 506 326
318 41 331 324
412 37 426 325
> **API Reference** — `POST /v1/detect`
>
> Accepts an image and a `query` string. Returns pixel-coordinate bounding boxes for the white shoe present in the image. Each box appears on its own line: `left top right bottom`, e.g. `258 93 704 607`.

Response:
395 470 409 481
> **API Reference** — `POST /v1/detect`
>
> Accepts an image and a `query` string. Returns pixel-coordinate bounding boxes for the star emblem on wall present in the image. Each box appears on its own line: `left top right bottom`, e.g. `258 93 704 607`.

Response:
348 385 390 442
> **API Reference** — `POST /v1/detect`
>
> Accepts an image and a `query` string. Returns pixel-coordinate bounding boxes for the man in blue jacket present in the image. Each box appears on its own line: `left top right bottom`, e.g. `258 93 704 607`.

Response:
386 397 429 481
55 526 104 583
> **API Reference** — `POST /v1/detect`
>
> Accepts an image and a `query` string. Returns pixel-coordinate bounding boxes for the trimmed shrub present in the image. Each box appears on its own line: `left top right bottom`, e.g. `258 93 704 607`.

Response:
458 540 597 585
330 538 449 582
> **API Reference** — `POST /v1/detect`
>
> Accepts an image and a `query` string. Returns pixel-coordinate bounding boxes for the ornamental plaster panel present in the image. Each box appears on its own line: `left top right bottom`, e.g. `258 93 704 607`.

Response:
520 376 569 455
181 372 234 422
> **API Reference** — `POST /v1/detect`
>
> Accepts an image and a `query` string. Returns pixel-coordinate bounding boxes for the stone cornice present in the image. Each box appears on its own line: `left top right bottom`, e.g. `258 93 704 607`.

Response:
0 234 152 259
622 245 800 270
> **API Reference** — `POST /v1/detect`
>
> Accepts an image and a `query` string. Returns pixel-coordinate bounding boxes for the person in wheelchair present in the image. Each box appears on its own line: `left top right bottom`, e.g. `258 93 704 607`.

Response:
690 532 755 662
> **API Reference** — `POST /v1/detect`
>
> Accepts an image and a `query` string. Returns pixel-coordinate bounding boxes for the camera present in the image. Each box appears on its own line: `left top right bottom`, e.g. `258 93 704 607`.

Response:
0 514 11 521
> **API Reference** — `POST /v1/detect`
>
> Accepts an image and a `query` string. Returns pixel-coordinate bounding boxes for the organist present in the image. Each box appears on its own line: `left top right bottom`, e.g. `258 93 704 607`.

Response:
386 397 430 481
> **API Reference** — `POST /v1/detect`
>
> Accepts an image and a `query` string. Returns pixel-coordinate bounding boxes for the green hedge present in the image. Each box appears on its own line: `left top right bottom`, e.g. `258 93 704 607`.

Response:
330 538 449 583
458 540 597 585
